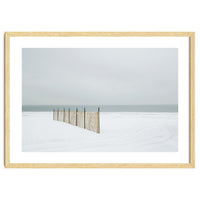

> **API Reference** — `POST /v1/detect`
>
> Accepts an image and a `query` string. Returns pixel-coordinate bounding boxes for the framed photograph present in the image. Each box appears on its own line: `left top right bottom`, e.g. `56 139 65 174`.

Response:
5 32 195 168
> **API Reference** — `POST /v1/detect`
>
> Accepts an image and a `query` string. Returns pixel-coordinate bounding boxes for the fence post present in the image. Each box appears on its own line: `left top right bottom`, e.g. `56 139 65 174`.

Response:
68 108 70 123
63 108 65 122
84 107 86 129
57 109 59 121
76 108 78 126
97 107 100 133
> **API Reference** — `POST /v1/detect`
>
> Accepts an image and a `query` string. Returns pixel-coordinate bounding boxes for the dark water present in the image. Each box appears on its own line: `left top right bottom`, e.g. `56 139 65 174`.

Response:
22 105 178 112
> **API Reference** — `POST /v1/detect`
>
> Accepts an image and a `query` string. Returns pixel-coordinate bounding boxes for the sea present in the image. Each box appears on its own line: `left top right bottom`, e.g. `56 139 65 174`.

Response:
22 105 178 112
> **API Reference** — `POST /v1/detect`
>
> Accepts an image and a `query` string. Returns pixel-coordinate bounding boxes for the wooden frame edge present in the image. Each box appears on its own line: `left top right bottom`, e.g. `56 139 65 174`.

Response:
5 163 194 168
5 32 10 167
4 32 195 168
5 32 195 37
189 32 195 168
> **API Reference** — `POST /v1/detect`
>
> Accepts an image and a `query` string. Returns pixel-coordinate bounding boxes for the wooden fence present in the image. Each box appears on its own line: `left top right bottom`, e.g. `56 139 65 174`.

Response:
53 108 100 133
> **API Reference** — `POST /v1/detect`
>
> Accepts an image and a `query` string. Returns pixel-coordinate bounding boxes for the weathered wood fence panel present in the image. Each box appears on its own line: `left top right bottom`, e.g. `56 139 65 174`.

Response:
77 111 84 128
69 111 76 126
53 110 57 120
53 108 100 133
85 112 99 133
58 110 64 121
64 111 69 123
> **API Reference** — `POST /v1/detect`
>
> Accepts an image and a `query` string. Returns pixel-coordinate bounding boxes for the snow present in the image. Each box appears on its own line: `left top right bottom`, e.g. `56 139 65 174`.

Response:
22 112 178 152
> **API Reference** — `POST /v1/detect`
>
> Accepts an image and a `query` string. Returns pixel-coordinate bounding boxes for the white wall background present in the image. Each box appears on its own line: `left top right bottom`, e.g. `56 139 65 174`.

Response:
0 0 199 199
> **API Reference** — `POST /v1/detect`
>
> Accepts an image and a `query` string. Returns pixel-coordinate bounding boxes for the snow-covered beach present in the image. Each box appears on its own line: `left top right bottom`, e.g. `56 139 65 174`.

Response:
22 112 178 152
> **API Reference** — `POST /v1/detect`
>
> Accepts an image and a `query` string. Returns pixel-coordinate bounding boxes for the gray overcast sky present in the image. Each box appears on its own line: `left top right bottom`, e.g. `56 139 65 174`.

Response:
22 48 178 105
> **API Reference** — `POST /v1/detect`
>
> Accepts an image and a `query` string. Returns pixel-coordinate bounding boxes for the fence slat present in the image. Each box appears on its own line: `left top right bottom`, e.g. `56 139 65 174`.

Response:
97 107 100 133
84 107 86 129
76 108 78 126
63 108 64 122
68 108 70 123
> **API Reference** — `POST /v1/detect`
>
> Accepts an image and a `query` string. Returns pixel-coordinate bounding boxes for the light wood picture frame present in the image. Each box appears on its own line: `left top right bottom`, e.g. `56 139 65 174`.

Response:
5 32 195 168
